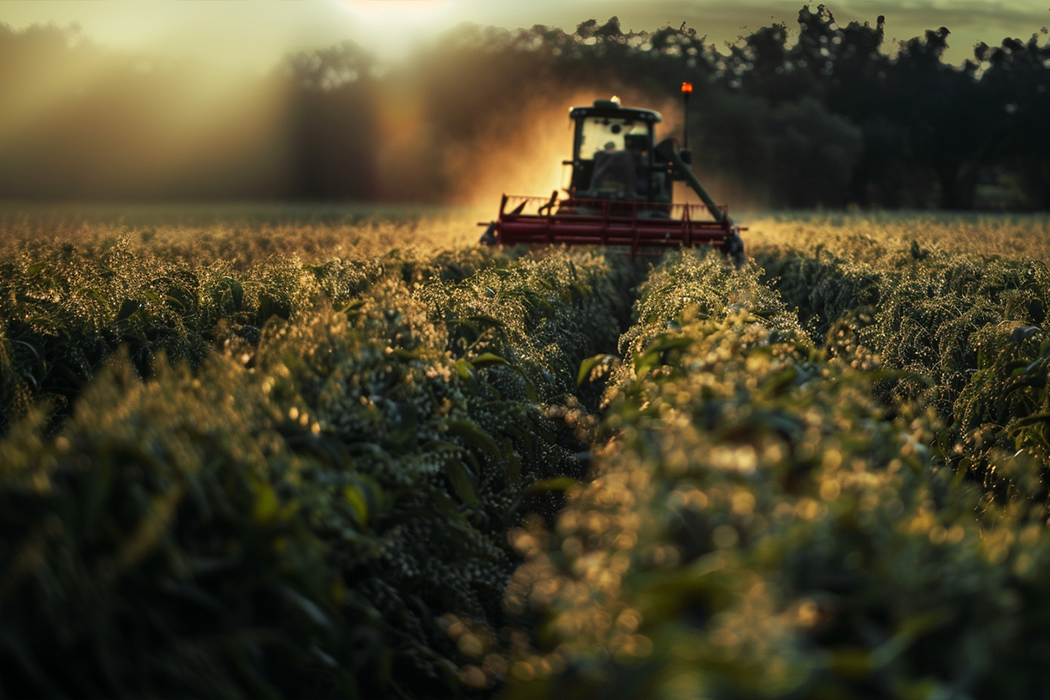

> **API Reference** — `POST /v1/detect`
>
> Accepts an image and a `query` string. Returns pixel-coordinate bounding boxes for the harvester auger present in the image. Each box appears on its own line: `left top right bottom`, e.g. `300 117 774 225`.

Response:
479 85 746 266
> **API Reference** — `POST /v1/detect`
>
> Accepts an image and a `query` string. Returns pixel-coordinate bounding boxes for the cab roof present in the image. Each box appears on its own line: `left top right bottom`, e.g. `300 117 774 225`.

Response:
569 98 662 123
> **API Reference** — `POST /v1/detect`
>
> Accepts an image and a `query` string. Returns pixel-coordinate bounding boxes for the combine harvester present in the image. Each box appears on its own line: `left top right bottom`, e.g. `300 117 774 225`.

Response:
480 83 746 265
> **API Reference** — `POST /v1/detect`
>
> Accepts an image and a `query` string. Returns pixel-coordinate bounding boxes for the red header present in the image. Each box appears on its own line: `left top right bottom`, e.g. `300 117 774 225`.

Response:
681 81 693 94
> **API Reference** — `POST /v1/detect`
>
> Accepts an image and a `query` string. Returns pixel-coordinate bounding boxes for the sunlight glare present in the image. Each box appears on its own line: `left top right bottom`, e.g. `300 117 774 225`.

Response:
336 1 458 59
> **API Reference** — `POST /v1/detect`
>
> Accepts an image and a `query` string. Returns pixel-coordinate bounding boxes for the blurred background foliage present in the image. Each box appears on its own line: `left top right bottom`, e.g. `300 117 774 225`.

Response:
1 4 1049 209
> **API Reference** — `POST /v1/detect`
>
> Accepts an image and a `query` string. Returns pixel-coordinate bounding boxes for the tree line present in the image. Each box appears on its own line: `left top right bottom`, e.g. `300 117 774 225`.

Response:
1 5 1048 209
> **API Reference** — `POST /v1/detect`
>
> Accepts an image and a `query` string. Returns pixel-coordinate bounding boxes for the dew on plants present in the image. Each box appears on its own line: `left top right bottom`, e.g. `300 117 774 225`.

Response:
2 208 1050 699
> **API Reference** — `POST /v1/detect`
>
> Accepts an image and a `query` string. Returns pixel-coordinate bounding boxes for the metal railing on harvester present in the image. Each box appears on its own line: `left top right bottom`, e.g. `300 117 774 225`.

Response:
482 194 740 258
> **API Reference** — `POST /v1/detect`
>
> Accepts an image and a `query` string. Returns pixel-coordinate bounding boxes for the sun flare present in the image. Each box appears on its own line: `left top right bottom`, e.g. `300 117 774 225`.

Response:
336 0 458 58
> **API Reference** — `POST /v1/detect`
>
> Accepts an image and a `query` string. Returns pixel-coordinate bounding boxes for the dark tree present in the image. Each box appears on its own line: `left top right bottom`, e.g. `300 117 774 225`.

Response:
286 42 381 200
1 8 1049 210
978 34 1050 209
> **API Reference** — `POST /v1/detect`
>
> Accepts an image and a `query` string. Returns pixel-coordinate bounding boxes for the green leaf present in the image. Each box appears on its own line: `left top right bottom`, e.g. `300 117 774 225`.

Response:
521 374 538 402
339 299 365 317
577 353 618 387
577 355 602 387
471 352 510 368
216 277 244 311
163 287 195 313
443 461 480 506
343 484 370 528
252 483 281 525
12 339 41 360
454 358 476 382
448 420 502 464
115 299 142 323
281 586 332 629
427 485 461 516
1006 359 1031 375
1009 413 1050 431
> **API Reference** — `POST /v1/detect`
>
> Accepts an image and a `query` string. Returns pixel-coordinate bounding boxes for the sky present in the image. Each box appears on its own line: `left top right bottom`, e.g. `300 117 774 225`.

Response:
1 0 1049 72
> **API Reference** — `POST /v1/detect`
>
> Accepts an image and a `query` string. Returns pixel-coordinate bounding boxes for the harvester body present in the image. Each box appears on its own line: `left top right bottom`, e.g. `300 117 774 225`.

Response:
481 97 744 263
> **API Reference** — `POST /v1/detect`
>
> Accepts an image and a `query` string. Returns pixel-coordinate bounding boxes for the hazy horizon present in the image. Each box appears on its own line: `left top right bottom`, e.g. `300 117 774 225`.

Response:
2 0 1048 72
2 1 1048 209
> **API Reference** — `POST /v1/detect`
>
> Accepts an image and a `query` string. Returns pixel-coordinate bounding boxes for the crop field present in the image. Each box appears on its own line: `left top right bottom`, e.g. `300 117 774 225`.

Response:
2 206 1050 699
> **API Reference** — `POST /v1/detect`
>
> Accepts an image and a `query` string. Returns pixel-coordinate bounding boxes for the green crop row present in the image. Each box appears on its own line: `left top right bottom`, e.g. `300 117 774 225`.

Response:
757 243 1050 509
6 210 1048 700
482 249 1050 700
0 229 503 434
0 245 639 699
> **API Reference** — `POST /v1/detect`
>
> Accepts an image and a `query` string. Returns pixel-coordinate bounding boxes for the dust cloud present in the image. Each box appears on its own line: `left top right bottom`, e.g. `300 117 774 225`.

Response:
0 21 768 212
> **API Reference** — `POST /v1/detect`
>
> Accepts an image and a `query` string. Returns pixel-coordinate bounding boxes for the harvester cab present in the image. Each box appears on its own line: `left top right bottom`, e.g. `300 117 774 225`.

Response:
567 99 661 201
480 89 746 266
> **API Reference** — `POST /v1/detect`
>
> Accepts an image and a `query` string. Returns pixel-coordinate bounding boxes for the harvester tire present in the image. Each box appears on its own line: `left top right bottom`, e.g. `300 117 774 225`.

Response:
723 227 747 268
480 222 498 246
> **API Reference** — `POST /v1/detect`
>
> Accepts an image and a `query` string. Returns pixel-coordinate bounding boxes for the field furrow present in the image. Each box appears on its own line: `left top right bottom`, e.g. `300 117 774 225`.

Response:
0 223 642 699
489 248 1050 700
